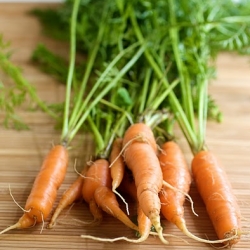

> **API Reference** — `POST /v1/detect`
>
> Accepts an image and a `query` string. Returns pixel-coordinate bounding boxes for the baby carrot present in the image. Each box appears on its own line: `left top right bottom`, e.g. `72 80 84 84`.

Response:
48 167 86 229
0 144 68 234
109 137 125 192
109 137 129 214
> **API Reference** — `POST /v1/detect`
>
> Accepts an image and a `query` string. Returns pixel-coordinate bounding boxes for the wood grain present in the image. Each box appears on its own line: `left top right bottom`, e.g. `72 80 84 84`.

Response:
0 3 249 250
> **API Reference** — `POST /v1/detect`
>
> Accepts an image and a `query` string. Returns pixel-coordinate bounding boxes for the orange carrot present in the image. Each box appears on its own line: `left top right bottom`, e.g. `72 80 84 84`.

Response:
159 141 192 229
192 150 241 247
48 168 86 229
80 184 139 243
0 144 68 234
109 137 125 192
94 186 138 231
81 158 111 223
109 137 129 214
121 123 168 244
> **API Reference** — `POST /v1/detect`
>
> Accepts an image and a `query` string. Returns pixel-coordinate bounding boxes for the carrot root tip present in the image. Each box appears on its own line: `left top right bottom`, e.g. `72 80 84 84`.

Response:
0 222 20 235
149 212 169 244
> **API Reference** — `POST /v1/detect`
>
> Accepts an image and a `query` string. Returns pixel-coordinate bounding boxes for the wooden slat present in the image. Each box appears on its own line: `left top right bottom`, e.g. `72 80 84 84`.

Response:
0 3 249 250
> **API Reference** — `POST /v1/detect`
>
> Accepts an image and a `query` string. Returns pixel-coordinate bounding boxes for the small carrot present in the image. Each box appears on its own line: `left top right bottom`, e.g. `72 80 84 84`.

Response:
121 123 168 244
81 158 111 224
80 185 139 243
48 167 86 229
0 144 68 234
192 150 241 247
94 186 138 231
109 137 125 193
109 137 130 214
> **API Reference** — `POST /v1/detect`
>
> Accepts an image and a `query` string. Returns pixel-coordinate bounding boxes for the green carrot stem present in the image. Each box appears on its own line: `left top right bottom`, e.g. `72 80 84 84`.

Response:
168 0 196 131
67 42 140 131
61 0 80 143
65 45 145 143
129 7 198 149
68 5 109 131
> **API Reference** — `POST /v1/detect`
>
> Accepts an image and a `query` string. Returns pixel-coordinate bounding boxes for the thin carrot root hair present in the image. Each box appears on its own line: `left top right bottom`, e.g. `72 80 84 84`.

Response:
81 232 182 243
112 189 130 215
80 234 151 243
150 231 190 245
162 180 198 217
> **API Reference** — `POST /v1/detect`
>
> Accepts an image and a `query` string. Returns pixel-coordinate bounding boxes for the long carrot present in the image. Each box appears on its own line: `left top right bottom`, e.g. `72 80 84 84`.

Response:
192 150 241 246
81 158 111 224
0 144 68 234
47 167 86 229
121 122 168 244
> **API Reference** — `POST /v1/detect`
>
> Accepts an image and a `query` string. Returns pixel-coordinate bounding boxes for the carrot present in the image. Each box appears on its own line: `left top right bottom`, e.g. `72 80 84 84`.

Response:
47 167 86 229
110 138 125 193
0 144 68 234
159 140 192 228
192 150 241 247
121 123 168 244
94 186 138 230
109 137 130 214
80 185 139 242
81 158 111 224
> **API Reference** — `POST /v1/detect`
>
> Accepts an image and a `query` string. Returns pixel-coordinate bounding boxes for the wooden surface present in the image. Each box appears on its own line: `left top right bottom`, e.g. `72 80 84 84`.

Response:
0 3 250 250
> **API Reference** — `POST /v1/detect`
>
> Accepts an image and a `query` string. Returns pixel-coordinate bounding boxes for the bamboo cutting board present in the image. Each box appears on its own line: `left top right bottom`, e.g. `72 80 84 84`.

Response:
0 3 249 250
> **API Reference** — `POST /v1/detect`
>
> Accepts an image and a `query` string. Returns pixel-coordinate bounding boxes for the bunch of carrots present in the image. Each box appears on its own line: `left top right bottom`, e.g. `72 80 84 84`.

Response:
0 0 248 249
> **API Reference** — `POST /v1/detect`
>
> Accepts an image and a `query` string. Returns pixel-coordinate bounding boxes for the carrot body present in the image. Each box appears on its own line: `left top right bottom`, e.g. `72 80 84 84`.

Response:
0 145 68 234
94 186 138 231
109 138 125 191
25 144 68 223
48 168 86 228
81 158 111 222
158 141 191 228
122 123 166 243
192 150 241 246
